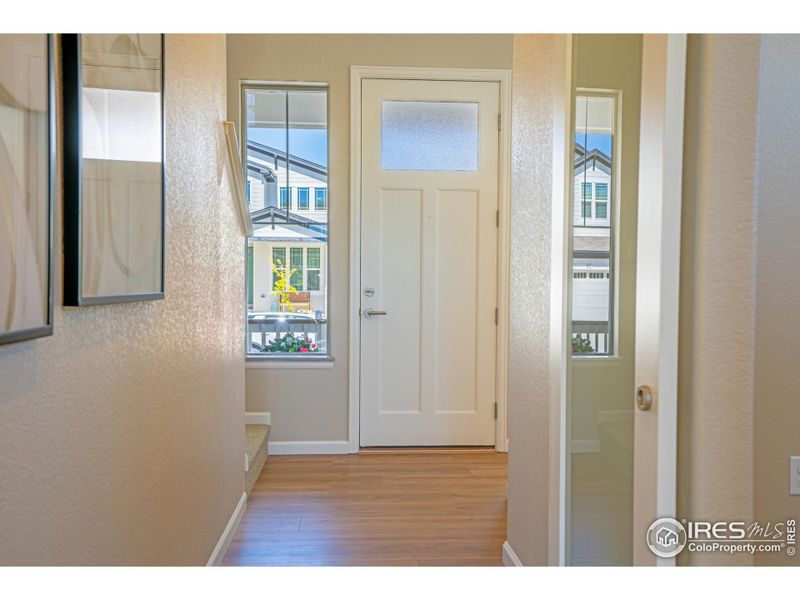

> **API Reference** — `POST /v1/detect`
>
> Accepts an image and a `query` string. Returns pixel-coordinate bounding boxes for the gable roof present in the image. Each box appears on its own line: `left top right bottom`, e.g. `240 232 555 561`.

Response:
574 142 612 176
247 140 327 182
250 205 327 242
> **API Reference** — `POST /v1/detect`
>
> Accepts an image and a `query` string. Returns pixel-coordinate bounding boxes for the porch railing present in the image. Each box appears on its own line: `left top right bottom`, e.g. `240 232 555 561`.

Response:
248 313 327 353
572 320 610 355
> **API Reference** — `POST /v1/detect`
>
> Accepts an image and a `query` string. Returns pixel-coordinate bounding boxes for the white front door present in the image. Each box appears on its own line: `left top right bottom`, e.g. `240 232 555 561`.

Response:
359 78 500 447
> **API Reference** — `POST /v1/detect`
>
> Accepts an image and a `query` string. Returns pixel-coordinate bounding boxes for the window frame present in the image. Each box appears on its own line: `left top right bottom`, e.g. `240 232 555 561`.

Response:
314 187 327 211
307 247 321 291
594 182 609 221
571 89 621 358
241 81 332 363
289 247 304 290
297 187 310 210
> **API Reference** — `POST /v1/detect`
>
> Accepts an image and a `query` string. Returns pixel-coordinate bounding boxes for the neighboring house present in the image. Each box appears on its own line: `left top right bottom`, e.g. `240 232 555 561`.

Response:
246 141 328 316
572 142 612 348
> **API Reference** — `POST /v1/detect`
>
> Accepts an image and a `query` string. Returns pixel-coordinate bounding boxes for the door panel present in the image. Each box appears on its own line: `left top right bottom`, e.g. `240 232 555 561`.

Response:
375 188 423 414
360 78 499 447
434 189 478 414
565 34 685 567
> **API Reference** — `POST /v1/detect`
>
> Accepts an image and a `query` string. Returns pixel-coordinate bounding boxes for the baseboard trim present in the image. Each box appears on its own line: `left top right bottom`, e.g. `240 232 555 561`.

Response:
570 439 600 453
245 411 271 426
502 541 523 566
207 491 247 566
267 440 349 455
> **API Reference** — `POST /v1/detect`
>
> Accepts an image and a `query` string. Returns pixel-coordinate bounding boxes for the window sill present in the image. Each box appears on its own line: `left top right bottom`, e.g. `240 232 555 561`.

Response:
571 355 623 365
246 356 335 369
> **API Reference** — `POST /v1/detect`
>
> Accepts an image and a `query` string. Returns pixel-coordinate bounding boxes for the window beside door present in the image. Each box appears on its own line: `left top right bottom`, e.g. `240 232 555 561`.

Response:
243 85 329 358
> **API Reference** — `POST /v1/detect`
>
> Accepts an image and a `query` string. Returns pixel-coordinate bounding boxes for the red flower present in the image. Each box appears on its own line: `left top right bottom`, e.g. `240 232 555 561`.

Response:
300 347 309 352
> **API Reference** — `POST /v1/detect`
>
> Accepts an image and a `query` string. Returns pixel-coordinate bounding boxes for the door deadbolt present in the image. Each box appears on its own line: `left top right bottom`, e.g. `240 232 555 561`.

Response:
364 287 375 297
636 385 654 411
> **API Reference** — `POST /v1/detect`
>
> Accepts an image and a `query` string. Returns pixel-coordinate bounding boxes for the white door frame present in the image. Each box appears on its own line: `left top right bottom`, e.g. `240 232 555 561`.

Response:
631 33 687 565
348 66 512 453
548 34 687 565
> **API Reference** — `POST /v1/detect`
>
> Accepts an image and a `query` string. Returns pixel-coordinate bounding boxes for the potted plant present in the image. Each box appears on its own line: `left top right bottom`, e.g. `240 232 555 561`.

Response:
267 333 319 353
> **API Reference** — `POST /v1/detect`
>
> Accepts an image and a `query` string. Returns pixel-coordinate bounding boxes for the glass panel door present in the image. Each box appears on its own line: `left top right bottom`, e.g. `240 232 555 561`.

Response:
566 34 643 566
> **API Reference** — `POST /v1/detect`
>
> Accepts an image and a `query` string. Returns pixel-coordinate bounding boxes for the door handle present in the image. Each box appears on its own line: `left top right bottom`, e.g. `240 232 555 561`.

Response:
636 385 654 411
363 308 387 319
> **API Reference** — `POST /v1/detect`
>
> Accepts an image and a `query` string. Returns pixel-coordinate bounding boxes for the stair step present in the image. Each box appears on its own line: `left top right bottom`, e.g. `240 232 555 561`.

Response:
245 424 270 496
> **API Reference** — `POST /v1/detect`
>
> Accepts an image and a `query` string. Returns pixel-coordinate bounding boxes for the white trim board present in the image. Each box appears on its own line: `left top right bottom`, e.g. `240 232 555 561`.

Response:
245 360 334 370
502 541 523 566
268 441 349 455
207 491 247 566
245 412 271 426
348 65 512 454
548 34 574 567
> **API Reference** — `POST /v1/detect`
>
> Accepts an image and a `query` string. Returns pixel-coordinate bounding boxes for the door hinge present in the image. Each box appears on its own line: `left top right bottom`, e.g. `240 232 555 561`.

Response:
494 402 498 420
495 307 499 325
498 113 502 131
496 209 500 228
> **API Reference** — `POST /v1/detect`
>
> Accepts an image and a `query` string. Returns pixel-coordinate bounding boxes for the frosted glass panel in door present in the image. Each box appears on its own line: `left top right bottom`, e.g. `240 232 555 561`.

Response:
381 101 478 171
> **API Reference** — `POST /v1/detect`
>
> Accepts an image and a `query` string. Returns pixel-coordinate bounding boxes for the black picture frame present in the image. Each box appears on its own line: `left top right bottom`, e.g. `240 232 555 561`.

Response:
0 34 55 346
61 33 166 306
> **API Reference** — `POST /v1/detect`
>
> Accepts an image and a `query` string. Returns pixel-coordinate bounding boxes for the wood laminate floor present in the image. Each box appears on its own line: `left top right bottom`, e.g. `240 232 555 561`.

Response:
222 451 508 566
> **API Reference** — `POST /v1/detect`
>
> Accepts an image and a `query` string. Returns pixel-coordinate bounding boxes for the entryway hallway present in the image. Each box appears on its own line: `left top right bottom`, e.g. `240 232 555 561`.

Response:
222 451 508 566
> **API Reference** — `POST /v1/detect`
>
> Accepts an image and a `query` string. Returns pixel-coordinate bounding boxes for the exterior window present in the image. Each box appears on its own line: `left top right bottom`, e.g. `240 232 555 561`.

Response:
297 187 310 210
246 180 251 205
595 182 608 201
595 182 609 219
272 247 286 288
571 93 616 355
314 188 327 210
307 248 321 291
290 247 304 290
244 85 329 357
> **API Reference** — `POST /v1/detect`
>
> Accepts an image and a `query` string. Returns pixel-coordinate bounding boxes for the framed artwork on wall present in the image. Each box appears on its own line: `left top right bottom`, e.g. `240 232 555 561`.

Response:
0 34 55 346
62 33 165 306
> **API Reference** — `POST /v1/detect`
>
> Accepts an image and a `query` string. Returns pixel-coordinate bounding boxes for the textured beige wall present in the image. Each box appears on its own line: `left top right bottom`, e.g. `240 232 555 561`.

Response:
0 34 245 565
679 33 800 567
506 34 560 566
752 35 800 566
226 34 513 442
677 34 761 566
